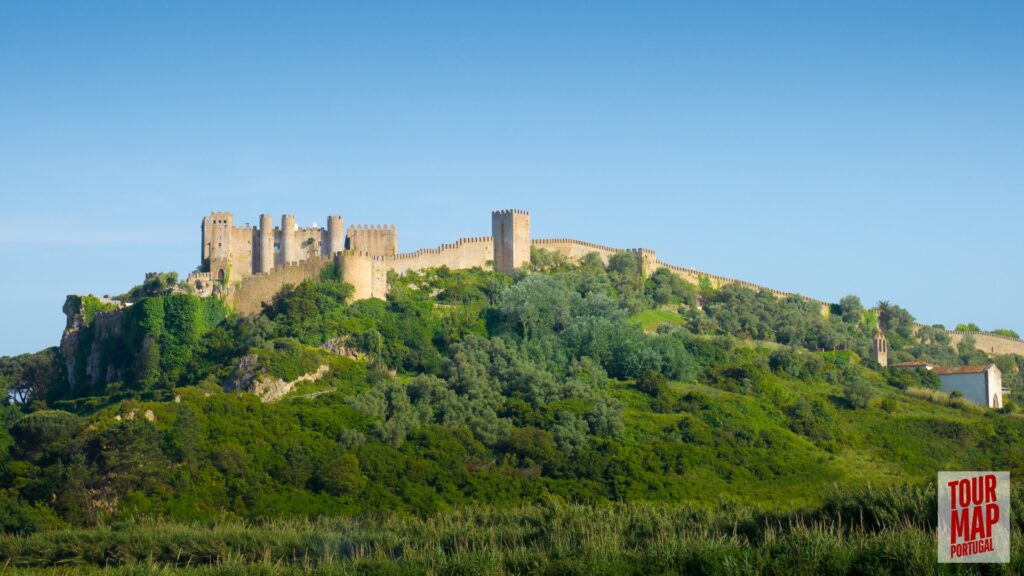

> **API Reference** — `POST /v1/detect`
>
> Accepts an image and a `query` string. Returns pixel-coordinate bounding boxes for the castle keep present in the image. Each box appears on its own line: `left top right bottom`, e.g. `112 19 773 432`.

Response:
197 212 396 282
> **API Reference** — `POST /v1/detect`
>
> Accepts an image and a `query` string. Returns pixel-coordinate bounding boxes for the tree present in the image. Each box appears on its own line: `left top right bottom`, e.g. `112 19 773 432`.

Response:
843 377 873 409
607 252 644 302
498 276 575 340
646 268 696 307
529 247 570 272
957 335 990 365
955 323 981 333
0 348 61 405
318 452 367 496
877 301 914 339
839 295 864 325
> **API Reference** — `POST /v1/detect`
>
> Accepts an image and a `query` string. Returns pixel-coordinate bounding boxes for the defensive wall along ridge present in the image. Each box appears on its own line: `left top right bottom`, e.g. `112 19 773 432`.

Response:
195 209 1024 357
944 329 1024 357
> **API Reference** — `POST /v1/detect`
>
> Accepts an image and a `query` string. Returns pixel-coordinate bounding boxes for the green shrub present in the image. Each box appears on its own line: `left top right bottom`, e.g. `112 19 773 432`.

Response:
843 377 873 409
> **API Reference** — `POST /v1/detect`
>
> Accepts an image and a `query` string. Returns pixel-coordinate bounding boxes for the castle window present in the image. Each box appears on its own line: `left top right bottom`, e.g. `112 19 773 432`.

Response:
274 242 280 251
217 268 225 281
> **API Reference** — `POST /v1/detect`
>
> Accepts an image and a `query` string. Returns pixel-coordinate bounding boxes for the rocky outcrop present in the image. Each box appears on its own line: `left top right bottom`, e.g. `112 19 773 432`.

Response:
320 336 366 361
224 354 330 402
60 296 128 393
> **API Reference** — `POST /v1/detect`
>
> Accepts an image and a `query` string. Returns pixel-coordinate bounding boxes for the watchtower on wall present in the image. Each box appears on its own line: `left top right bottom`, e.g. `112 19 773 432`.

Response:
872 332 888 367
492 209 530 274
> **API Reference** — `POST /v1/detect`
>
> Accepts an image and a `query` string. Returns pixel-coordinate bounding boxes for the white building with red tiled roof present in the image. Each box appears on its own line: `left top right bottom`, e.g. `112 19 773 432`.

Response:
933 364 1003 408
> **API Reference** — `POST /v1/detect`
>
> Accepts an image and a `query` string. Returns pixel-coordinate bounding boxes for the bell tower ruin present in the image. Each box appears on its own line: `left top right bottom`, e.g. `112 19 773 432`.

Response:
871 332 888 367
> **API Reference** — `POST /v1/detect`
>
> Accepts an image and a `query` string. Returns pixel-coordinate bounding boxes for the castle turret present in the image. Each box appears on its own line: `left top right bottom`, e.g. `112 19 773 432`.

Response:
280 214 296 265
492 209 530 274
258 214 274 273
327 215 345 255
338 251 387 300
872 332 888 367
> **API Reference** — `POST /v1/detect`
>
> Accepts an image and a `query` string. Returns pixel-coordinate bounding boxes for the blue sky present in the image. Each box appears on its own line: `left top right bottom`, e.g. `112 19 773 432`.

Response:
1 1 1022 356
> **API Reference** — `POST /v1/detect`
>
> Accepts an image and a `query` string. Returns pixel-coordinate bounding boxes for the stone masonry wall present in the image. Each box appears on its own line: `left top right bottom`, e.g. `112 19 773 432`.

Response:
227 258 330 315
531 238 622 264
229 226 256 280
948 331 1024 357
388 237 493 275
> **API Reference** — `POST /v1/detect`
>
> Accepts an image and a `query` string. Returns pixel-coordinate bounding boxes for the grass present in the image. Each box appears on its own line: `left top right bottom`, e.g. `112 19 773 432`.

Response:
628 309 684 332
903 386 986 413
0 492 1020 575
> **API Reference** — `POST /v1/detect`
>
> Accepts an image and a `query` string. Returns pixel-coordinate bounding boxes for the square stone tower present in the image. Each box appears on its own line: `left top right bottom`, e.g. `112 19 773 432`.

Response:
202 211 234 281
492 209 530 274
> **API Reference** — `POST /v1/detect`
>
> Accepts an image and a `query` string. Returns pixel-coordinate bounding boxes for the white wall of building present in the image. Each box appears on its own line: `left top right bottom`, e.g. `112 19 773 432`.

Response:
938 366 1002 408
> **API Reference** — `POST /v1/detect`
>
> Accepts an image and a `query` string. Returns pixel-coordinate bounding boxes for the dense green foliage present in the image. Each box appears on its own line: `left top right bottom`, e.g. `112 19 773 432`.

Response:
0 250 1022 573
56 295 229 400
0 348 61 406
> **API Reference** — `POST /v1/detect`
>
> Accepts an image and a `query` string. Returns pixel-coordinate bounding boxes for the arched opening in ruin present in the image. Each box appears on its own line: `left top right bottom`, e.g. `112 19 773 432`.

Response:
217 268 225 281
993 394 1000 408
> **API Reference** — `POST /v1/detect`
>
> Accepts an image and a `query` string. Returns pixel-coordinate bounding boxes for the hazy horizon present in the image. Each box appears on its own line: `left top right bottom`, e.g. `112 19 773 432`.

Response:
2 1 1022 356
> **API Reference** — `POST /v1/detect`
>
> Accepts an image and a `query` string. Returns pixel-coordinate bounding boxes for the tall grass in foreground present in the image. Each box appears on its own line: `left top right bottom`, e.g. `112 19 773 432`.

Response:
1 485 1021 575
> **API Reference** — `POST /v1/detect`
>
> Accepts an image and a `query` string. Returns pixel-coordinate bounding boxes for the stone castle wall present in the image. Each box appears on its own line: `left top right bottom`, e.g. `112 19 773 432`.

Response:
227 257 330 315
388 237 494 275
531 238 622 263
207 209 1022 357
948 330 1024 357
227 234 837 319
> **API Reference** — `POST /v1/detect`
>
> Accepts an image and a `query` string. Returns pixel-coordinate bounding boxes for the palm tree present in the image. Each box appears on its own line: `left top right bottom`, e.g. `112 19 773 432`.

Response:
876 300 893 332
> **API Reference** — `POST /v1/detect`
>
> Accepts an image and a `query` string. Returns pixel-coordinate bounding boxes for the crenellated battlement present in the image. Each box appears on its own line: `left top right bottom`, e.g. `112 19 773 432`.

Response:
533 238 621 254
391 236 493 261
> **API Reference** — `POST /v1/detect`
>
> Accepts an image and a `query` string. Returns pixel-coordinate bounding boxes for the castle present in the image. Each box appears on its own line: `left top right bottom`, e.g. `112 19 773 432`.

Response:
186 209 833 315
183 208 1024 366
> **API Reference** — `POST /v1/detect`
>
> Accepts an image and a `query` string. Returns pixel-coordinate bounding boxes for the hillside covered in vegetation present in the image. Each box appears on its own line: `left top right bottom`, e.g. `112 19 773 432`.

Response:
0 249 1021 524
0 250 1022 572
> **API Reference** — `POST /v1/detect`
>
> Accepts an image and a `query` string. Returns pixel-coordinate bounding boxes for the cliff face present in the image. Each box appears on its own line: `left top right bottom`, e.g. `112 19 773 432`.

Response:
60 296 131 395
